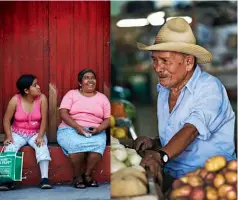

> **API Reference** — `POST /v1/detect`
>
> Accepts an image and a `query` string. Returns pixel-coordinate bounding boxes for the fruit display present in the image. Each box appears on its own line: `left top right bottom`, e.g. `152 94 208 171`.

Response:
111 136 148 197
111 168 148 198
111 100 136 120
110 115 129 139
111 136 145 173
170 156 237 200
110 100 137 140
111 102 127 118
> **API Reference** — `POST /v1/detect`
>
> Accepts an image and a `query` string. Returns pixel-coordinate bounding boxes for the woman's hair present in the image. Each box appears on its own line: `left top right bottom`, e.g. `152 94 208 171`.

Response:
78 68 96 86
16 74 36 96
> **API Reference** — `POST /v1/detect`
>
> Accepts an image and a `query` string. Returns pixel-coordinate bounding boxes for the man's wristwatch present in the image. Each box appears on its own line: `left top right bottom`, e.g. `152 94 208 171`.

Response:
157 150 169 165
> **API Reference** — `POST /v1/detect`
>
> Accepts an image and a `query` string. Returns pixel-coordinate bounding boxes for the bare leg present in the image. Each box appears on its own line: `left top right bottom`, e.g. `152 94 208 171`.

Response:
69 152 86 177
84 152 101 187
85 152 101 176
69 152 86 188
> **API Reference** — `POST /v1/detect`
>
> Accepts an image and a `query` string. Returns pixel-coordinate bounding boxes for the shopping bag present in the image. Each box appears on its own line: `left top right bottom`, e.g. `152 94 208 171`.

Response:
0 147 24 182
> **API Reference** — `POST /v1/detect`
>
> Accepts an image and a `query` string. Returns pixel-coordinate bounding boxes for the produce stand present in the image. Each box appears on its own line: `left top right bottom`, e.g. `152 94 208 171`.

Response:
111 179 159 200
111 100 138 140
114 138 238 200
112 193 158 200
116 118 138 140
111 139 163 200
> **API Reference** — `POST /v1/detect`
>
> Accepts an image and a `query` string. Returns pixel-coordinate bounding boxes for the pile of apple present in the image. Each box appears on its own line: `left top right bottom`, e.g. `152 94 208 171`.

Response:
170 156 237 200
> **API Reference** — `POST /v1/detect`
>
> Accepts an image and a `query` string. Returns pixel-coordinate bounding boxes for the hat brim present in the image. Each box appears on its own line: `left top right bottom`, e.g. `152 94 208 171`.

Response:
137 42 212 64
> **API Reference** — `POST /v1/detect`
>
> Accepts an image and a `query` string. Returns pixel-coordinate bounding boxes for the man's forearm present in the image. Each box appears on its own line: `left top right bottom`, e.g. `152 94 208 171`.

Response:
161 123 198 160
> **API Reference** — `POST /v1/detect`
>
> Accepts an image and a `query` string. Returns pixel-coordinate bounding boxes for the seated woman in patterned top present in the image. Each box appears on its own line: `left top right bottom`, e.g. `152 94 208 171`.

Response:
57 69 110 189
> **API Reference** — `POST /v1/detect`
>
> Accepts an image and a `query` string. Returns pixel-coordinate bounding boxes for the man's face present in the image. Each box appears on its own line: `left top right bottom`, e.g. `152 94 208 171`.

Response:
151 51 191 89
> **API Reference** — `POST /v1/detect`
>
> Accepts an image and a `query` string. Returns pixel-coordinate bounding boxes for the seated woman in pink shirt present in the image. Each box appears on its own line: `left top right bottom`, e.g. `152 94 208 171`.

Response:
57 69 110 189
1 74 51 190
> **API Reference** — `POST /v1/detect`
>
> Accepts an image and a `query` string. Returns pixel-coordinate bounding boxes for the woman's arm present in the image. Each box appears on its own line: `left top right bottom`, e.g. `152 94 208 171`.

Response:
59 108 87 135
35 94 48 146
97 117 110 132
88 117 110 134
3 96 17 143
89 95 111 134
38 94 48 138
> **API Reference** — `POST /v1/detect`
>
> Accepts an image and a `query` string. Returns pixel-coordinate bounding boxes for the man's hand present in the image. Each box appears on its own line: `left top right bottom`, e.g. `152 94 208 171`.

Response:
35 136 45 147
4 136 14 146
133 136 155 152
140 150 163 186
141 150 163 167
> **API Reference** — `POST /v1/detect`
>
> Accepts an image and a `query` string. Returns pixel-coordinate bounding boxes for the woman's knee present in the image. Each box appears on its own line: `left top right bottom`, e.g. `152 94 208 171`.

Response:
4 144 20 152
88 152 102 161
69 152 86 161
35 145 51 163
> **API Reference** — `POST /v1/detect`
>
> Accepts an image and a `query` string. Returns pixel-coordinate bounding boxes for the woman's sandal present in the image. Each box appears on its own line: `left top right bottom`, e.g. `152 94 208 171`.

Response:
83 174 99 187
73 176 86 189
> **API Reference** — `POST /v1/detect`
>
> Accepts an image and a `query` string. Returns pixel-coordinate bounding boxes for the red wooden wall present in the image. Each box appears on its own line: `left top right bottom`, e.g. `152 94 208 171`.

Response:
0 1 110 142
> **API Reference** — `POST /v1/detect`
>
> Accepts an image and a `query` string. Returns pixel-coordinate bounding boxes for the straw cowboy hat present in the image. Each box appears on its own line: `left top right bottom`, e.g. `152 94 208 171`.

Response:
137 18 212 64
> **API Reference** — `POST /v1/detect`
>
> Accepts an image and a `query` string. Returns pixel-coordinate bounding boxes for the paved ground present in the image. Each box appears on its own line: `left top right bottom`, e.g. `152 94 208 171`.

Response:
0 183 110 200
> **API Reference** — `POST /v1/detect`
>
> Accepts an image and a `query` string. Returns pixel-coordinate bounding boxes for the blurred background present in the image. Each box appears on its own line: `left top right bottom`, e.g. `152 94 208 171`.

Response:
110 1 237 144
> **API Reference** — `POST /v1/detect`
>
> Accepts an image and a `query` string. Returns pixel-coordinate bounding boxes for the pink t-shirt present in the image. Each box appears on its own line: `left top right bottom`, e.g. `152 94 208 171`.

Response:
58 89 111 128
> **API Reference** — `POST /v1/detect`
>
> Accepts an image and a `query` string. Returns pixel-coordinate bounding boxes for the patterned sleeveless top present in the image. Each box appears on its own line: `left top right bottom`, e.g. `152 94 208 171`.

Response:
11 94 41 135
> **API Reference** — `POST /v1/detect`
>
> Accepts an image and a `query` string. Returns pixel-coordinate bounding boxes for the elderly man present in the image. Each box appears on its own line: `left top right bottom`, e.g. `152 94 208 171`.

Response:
134 18 236 191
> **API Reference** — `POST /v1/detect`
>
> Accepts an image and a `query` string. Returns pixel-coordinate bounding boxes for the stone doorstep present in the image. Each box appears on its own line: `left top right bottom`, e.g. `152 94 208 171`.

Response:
0 146 110 185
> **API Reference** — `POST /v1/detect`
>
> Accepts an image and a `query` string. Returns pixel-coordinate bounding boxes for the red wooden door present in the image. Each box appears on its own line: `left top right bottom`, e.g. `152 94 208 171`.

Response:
0 1 110 142
0 2 50 139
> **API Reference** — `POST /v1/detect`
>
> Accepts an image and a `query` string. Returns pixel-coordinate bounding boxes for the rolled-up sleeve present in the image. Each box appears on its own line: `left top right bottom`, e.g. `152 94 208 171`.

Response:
181 82 223 140
59 90 74 111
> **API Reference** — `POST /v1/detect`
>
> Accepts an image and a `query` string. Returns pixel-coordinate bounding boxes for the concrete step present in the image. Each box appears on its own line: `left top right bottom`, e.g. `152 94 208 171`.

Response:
0 145 110 185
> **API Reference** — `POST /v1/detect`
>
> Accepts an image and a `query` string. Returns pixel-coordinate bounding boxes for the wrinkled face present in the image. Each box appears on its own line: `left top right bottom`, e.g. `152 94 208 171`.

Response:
151 51 193 89
81 72 96 92
24 79 41 97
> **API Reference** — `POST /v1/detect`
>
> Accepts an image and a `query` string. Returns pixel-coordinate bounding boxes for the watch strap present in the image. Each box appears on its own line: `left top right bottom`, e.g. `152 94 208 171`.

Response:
158 150 169 164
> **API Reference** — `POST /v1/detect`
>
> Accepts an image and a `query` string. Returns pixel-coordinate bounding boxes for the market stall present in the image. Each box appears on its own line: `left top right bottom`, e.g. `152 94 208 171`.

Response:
110 98 237 199
110 134 237 200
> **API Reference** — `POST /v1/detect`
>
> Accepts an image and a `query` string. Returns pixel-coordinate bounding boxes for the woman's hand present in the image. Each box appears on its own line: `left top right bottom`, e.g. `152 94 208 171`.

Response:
76 126 88 136
87 127 101 134
35 136 45 147
4 136 14 146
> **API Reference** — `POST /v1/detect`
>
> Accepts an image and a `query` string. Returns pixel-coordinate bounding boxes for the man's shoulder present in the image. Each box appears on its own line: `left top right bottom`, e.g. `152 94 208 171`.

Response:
196 70 223 91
